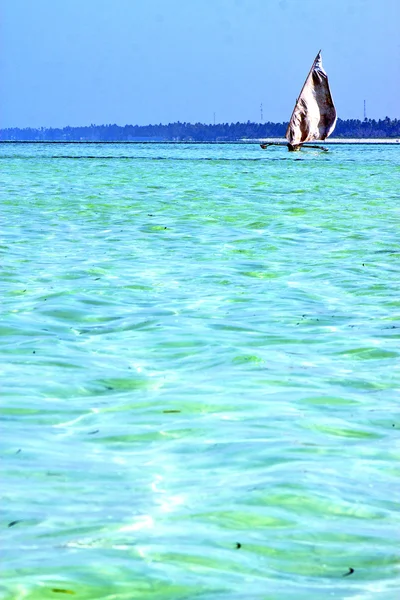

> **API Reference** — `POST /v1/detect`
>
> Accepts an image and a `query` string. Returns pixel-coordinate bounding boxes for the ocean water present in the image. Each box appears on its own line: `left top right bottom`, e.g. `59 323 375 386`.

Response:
1 142 399 599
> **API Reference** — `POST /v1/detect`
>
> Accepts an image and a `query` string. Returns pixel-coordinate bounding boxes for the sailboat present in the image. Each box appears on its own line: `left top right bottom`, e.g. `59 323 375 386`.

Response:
261 51 337 151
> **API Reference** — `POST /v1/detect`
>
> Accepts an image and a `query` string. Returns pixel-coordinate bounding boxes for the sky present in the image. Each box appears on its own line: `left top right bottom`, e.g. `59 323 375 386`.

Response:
1 0 399 128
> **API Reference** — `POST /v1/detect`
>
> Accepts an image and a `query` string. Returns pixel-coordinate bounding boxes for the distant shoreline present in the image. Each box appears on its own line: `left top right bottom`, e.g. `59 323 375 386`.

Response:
2 118 399 143
1 138 399 145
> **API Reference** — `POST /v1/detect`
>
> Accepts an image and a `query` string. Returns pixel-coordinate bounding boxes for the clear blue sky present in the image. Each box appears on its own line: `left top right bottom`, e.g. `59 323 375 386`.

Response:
1 0 399 127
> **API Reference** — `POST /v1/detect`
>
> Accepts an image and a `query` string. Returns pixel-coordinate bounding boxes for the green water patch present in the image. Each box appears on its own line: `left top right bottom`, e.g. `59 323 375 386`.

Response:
335 347 399 360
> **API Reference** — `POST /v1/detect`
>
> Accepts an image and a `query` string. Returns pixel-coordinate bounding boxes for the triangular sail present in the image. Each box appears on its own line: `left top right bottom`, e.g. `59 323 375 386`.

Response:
286 51 336 148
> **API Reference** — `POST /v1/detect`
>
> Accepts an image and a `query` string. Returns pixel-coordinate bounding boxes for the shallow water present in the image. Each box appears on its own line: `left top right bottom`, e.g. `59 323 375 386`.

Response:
1 142 400 599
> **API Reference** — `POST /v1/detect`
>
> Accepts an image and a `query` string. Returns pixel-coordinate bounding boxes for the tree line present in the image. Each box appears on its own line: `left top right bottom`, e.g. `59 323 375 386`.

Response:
1 118 399 141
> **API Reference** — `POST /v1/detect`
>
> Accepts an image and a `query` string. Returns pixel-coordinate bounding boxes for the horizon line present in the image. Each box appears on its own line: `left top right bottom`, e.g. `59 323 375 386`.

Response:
1 116 399 130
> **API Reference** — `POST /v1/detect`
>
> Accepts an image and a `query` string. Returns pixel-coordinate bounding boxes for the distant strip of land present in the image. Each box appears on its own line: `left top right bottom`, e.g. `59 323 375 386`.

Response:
1 119 399 142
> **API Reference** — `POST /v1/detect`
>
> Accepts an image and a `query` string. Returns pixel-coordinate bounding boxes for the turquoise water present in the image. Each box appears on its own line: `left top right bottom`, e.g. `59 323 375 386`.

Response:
1 142 399 599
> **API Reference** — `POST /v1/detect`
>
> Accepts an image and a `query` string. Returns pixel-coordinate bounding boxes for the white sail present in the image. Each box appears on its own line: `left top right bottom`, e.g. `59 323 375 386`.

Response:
286 51 337 149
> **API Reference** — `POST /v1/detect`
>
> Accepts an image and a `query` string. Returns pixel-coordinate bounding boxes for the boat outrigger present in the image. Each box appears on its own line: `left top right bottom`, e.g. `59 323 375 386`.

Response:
261 51 336 152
